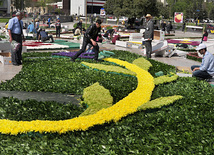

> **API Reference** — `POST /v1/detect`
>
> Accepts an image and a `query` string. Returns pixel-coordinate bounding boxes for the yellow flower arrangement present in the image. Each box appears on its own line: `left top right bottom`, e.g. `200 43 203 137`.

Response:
0 58 182 135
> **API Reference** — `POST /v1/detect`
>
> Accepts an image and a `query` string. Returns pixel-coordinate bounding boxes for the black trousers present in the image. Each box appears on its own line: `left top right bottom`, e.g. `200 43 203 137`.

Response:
41 35 54 42
56 27 61 37
145 40 152 58
73 37 99 60
11 33 22 64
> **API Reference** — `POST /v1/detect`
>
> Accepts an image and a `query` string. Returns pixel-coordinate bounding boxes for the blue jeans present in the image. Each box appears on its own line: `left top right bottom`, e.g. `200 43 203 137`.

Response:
191 65 212 79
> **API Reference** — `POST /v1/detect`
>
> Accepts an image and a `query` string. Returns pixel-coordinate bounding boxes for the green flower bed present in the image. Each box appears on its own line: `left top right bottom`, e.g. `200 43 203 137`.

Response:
0 97 85 121
73 23 91 29
186 54 202 62
0 35 6 38
0 18 10 23
0 50 213 153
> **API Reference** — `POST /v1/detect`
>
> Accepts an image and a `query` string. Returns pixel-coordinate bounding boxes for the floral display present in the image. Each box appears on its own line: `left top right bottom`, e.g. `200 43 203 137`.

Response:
0 57 181 135
22 41 52 47
23 41 69 50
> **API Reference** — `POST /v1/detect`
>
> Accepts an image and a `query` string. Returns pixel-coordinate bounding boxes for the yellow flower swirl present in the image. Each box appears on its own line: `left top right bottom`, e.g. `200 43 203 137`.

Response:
0 58 155 135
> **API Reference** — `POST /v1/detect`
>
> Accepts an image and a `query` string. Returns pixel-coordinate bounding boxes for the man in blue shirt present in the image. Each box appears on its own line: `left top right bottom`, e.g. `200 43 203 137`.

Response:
8 11 25 66
27 22 36 33
48 18 51 28
191 43 214 80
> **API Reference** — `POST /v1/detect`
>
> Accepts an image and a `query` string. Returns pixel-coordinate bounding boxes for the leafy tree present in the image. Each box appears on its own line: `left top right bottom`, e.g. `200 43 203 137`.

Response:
156 2 169 19
208 6 214 20
104 0 159 18
11 0 24 11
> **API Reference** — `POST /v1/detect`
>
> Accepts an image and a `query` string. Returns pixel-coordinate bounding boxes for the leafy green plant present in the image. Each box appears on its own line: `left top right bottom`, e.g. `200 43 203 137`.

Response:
187 54 202 62
80 82 113 116
0 97 85 121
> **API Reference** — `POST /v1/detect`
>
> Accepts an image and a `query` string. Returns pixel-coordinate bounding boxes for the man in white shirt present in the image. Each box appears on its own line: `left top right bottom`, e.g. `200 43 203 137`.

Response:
191 43 214 80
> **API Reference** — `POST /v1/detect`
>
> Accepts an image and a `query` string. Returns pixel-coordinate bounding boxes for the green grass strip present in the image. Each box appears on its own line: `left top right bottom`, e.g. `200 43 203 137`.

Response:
132 57 153 71
0 18 9 23
138 95 183 110
81 62 136 76
154 74 178 85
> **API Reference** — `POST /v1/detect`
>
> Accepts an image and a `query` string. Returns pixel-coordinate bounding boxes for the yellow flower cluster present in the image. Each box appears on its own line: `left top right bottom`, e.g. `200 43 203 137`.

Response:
0 58 155 135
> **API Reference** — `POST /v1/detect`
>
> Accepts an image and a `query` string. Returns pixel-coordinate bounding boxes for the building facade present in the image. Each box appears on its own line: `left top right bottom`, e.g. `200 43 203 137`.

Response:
0 0 10 15
70 0 106 16
63 0 70 15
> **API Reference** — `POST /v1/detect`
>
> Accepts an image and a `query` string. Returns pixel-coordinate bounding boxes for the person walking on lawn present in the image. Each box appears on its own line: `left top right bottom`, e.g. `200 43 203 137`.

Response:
71 19 102 62
55 19 61 38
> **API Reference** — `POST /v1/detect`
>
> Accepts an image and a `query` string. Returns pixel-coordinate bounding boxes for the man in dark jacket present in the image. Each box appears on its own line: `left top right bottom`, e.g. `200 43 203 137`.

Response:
73 19 83 34
71 19 102 62
77 19 83 30
144 14 154 58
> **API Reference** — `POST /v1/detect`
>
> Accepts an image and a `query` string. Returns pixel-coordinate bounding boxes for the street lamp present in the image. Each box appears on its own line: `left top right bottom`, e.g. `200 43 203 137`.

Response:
85 0 87 29
21 0 24 11
92 0 93 14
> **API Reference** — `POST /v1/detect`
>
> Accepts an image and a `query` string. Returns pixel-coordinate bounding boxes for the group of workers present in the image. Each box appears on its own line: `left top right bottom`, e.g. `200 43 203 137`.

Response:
160 20 173 34
6 11 214 82
27 18 60 41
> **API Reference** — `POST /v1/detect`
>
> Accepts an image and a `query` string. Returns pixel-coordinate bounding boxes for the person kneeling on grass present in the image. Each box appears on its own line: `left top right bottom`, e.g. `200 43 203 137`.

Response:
191 43 214 80
38 29 54 43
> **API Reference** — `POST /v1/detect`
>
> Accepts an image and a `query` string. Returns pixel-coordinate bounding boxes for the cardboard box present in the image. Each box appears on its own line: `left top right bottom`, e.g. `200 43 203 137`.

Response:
129 33 143 42
0 53 12 65
115 40 132 48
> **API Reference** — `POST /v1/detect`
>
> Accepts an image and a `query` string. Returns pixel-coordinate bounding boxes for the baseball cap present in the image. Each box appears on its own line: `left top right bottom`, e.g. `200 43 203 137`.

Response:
196 43 206 51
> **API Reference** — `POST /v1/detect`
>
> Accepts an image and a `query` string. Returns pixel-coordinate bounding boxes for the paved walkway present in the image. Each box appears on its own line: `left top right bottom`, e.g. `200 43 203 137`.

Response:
0 65 22 82
0 90 81 105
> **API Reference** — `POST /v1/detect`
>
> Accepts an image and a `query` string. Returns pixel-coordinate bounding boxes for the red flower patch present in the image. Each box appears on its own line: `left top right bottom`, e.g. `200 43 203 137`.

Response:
23 41 53 47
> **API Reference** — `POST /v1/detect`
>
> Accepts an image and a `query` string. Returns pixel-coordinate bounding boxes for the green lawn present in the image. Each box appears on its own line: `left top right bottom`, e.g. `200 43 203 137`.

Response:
0 18 10 23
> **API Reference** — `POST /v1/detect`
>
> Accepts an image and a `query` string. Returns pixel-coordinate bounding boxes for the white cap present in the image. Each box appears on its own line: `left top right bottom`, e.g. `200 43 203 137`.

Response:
196 43 206 51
